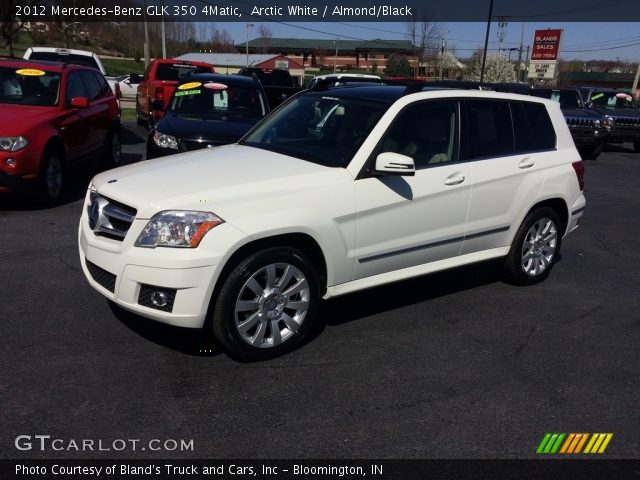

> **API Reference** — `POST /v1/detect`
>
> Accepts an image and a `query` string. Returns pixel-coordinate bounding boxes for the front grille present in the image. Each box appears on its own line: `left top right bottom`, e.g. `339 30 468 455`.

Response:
138 284 177 313
87 193 137 242
612 117 640 127
86 260 116 293
565 117 596 128
179 138 229 152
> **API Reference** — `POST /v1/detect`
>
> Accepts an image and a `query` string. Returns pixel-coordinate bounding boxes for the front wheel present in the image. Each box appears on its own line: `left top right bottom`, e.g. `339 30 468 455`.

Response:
38 152 64 203
102 129 122 168
211 247 320 361
503 207 562 285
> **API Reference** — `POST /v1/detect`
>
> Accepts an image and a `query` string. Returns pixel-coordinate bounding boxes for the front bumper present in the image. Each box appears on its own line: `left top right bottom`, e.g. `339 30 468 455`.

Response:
78 191 247 328
0 149 39 194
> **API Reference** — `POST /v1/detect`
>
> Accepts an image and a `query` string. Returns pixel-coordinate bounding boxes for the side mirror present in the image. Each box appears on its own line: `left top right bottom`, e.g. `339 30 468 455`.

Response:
373 152 415 176
70 97 89 108
151 100 164 111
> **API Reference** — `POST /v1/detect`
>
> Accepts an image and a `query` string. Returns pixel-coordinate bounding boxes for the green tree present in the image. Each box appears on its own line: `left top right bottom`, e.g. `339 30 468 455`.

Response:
385 54 411 77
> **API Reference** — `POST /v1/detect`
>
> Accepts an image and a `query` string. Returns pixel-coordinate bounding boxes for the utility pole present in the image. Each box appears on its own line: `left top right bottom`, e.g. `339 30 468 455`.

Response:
245 23 254 67
480 0 494 84
497 17 507 54
439 36 446 80
333 37 339 73
161 0 166 59
632 62 640 96
517 22 524 83
143 0 150 68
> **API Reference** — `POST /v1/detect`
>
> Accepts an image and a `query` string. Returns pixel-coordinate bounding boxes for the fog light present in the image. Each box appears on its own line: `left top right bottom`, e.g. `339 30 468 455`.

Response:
150 291 169 308
5 158 16 167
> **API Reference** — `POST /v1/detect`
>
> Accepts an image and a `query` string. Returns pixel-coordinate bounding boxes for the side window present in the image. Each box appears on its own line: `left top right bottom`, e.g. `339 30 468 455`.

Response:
65 72 87 105
93 72 112 98
80 70 101 101
511 102 535 153
466 100 514 158
522 102 556 150
378 100 459 168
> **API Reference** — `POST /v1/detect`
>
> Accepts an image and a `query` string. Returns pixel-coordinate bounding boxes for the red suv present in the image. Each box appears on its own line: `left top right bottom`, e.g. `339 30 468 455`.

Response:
0 59 121 202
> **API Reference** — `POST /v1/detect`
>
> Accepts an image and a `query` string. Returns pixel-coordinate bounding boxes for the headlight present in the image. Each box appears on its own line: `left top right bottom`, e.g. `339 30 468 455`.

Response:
0 136 28 152
152 130 178 150
135 211 224 248
594 119 601 128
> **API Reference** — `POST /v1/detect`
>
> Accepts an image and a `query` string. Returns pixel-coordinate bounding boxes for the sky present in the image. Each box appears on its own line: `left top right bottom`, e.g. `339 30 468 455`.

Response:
215 22 640 62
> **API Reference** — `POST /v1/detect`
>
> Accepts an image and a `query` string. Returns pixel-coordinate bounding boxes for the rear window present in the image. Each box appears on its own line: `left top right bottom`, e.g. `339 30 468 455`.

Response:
28 52 101 72
522 102 556 150
155 64 212 81
466 100 514 158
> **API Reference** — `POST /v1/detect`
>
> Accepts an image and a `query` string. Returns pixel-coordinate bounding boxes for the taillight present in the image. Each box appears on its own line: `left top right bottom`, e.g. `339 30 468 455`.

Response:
572 161 585 191
155 87 164 102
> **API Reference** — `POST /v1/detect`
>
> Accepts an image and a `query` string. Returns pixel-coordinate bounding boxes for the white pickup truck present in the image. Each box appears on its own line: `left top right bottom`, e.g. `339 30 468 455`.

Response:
23 47 121 103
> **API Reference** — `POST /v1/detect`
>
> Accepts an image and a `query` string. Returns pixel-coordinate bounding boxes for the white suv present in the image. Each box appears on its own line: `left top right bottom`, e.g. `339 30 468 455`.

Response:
78 85 586 360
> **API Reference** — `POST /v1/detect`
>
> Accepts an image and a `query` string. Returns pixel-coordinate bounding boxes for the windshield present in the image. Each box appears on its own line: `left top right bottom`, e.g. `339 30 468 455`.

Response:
29 51 100 71
590 91 636 109
168 82 267 118
531 89 582 109
156 63 212 81
241 93 389 167
0 66 61 106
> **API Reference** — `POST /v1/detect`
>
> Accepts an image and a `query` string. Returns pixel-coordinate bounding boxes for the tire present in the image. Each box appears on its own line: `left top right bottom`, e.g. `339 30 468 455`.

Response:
135 100 146 127
102 129 122 169
211 247 320 361
503 207 562 286
38 151 64 203
580 142 603 160
634 141 640 153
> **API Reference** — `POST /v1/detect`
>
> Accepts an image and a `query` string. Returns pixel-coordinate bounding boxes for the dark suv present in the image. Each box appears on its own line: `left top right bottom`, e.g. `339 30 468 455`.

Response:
580 87 640 153
530 88 608 159
0 59 121 202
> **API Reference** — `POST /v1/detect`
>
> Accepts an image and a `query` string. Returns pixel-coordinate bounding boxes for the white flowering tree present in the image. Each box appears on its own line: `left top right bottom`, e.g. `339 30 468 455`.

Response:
469 54 516 83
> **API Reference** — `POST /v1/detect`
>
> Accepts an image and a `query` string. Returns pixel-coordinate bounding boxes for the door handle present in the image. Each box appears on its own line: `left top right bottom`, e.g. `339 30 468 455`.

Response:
444 173 465 186
518 158 535 169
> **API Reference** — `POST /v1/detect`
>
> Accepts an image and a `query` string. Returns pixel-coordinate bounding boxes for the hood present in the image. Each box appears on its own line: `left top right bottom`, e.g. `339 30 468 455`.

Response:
92 144 353 219
0 104 59 136
562 108 601 119
155 111 260 144
589 106 640 118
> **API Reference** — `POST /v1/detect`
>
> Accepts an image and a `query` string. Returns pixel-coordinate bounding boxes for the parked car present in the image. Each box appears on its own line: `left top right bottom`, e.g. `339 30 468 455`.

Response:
237 67 302 109
147 74 269 159
580 87 640 152
23 47 121 101
531 88 608 160
492 84 608 159
0 58 121 202
308 73 382 89
114 74 139 99
79 85 585 360
135 59 215 127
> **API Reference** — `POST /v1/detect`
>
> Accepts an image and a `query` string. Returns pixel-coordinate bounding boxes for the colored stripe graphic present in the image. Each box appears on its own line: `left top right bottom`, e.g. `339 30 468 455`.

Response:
537 433 613 454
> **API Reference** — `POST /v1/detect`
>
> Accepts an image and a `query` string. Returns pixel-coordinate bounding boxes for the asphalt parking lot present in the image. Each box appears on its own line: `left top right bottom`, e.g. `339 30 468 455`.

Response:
1 122 639 459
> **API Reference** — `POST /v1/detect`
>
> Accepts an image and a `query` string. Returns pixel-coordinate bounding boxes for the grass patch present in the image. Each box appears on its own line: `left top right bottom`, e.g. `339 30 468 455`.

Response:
102 58 145 76
120 108 137 121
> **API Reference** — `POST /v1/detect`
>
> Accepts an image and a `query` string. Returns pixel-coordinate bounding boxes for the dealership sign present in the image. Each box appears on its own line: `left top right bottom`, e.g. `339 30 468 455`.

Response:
528 29 563 80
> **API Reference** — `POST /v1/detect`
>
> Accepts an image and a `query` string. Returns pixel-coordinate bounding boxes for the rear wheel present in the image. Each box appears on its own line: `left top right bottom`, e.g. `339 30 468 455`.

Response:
580 142 603 160
135 100 146 126
212 247 320 361
503 207 562 285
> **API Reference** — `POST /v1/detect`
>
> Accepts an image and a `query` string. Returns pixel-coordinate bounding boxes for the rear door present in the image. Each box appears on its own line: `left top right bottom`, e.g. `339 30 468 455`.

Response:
460 99 552 255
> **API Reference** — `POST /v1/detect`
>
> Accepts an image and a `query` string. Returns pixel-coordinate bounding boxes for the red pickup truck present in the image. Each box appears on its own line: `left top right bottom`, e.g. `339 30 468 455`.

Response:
134 59 214 127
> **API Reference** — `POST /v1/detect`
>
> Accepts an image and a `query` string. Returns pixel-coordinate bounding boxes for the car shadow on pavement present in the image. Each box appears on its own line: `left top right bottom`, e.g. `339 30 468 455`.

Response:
603 143 636 154
314 260 505 332
109 301 223 357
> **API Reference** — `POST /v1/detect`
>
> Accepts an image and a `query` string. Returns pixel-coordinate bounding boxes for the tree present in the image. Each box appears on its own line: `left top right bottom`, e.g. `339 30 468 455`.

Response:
258 24 272 54
385 54 411 77
1 1 29 56
469 53 516 83
406 11 441 76
211 29 235 53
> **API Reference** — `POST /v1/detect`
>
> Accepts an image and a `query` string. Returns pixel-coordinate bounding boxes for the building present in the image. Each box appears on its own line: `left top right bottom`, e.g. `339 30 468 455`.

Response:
174 53 305 84
235 37 415 72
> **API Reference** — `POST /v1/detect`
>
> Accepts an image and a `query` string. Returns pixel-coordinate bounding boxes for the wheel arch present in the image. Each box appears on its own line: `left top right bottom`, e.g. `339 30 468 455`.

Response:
523 197 569 236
